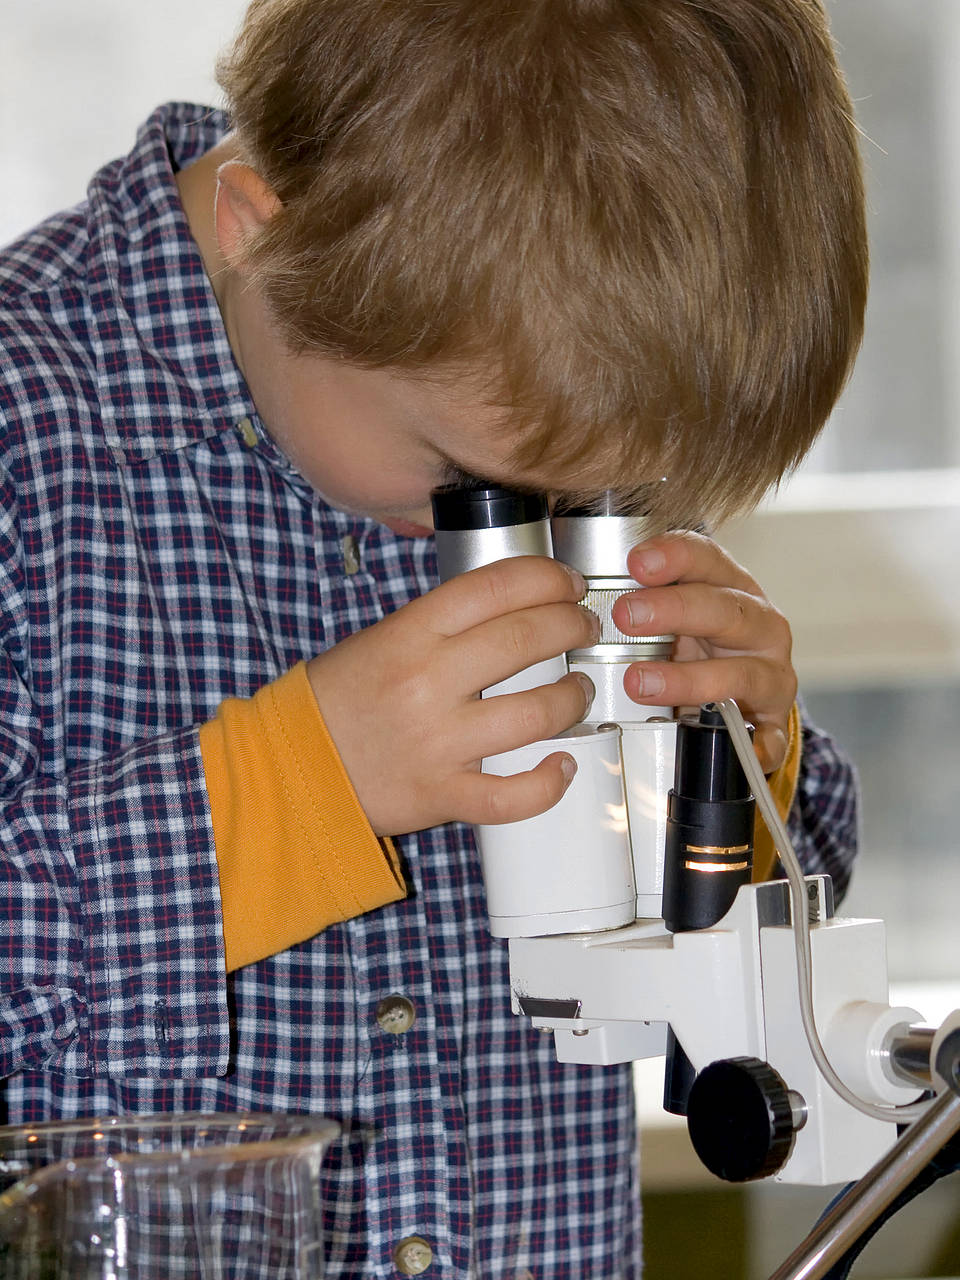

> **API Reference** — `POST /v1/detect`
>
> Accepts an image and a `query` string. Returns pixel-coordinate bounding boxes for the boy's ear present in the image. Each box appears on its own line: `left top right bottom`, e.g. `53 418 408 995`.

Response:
214 160 282 271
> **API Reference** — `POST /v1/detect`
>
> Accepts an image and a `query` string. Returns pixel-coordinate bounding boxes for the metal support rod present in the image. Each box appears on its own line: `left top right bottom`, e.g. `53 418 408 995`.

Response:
767 1089 960 1280
886 1024 935 1090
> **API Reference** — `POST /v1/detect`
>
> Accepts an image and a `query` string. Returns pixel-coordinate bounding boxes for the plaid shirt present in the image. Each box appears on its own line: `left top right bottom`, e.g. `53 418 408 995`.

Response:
0 104 858 1277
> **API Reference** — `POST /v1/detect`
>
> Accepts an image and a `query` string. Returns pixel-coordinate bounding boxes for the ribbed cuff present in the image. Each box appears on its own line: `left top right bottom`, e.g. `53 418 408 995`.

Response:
199 662 406 971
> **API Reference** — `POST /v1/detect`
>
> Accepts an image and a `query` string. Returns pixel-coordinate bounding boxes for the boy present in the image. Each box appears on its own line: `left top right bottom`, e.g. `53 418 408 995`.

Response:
0 0 863 1274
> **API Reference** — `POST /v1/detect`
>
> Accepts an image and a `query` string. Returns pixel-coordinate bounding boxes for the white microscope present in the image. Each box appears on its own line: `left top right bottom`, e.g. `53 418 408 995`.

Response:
431 484 960 1279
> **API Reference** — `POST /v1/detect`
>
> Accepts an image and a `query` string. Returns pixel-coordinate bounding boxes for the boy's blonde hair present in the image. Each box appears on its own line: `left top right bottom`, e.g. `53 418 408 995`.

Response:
217 0 867 526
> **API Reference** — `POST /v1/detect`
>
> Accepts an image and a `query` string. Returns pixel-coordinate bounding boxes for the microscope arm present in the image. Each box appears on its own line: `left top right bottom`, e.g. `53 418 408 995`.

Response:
509 876 928 1185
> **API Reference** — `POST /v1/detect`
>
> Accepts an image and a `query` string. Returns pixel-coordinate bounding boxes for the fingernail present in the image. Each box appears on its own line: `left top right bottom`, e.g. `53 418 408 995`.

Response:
560 754 578 788
579 605 601 640
762 727 788 777
564 564 587 599
575 672 596 712
633 548 666 578
625 597 653 627
634 666 665 698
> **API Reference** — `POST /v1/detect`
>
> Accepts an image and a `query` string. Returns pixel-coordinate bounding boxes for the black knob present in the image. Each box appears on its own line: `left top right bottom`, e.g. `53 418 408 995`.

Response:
686 1056 797 1182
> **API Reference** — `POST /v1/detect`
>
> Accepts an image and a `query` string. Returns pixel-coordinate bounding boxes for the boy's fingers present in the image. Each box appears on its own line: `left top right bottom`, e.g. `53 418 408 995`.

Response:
468 672 595 757
614 582 790 655
452 752 577 826
624 653 796 724
411 557 586 639
626 531 761 593
752 722 790 775
451 604 599 691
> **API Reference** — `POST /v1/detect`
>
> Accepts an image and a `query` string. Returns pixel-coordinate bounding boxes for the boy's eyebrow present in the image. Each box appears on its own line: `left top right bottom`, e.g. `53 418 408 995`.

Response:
436 455 545 498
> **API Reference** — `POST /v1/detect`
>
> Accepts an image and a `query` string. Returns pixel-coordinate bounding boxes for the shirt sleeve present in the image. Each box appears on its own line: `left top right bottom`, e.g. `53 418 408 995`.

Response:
198 661 407 972
0 466 230 1080
785 696 861 903
0 719 231 1080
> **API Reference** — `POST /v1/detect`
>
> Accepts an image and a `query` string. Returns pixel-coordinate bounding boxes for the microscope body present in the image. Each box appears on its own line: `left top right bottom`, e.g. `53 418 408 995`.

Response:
431 487 923 1187
510 878 921 1184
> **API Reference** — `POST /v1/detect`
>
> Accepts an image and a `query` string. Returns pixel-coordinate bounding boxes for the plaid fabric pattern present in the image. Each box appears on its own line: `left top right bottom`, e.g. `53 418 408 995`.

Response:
790 705 860 903
0 104 858 1277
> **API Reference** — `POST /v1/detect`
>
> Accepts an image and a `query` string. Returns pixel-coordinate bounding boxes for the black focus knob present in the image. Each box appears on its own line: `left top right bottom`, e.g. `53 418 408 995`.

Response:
686 1056 798 1182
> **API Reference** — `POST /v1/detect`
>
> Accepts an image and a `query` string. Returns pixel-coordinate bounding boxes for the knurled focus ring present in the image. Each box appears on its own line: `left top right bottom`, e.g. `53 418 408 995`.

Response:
571 583 673 660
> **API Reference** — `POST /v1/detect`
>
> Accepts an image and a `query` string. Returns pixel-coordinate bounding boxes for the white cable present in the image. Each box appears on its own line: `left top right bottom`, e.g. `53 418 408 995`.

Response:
716 698 929 1125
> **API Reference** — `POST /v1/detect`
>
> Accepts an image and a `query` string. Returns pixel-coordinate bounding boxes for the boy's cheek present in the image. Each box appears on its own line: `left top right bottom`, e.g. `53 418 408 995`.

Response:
379 516 435 538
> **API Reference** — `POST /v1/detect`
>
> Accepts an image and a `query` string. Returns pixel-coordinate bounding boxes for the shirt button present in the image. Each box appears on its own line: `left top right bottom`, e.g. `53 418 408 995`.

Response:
393 1236 433 1275
237 415 258 448
376 994 417 1035
341 534 361 575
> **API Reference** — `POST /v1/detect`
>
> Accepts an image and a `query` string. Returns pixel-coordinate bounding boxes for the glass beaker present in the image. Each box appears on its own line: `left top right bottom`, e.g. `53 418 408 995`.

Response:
0 1112 340 1279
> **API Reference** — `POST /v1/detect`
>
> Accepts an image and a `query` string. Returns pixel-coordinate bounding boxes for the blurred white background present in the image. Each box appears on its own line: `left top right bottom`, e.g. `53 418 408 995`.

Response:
0 0 246 244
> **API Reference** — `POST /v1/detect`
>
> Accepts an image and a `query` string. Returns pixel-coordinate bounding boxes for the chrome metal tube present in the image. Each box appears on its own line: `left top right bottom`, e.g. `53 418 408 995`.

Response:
767 1090 960 1280
885 1024 935 1090
551 510 672 663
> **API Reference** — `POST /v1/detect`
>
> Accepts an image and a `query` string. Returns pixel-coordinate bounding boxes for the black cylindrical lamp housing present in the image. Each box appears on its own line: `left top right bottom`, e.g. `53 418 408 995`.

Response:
661 705 755 934
662 705 756 1115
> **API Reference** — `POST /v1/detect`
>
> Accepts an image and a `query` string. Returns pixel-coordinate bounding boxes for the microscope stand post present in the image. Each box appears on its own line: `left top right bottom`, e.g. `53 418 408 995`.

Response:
767 1088 960 1280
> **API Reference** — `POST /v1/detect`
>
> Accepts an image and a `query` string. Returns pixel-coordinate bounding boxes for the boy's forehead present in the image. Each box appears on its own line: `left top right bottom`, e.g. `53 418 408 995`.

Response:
437 438 622 507
323 358 640 503
418 377 627 498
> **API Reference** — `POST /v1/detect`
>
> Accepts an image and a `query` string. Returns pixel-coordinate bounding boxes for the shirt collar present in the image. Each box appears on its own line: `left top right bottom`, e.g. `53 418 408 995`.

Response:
86 103 255 461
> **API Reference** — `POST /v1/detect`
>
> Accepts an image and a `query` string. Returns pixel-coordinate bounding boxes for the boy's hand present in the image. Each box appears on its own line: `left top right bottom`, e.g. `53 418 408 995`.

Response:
612 531 797 775
306 557 598 836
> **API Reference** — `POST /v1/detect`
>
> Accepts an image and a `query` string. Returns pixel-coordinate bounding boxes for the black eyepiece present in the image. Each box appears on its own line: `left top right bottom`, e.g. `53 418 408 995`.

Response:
431 485 548 531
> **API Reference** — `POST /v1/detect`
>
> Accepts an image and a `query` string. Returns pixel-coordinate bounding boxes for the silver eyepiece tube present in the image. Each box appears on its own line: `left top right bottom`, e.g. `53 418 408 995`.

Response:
551 507 673 666
432 486 566 697
433 485 554 581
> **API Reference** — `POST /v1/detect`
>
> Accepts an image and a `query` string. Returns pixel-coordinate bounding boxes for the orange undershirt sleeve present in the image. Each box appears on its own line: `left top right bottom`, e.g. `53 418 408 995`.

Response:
751 701 803 883
199 660 407 972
